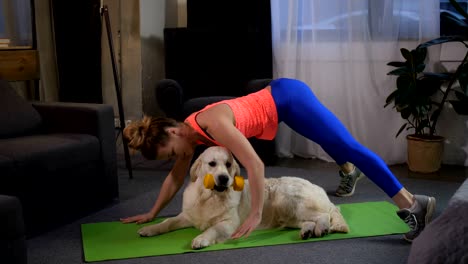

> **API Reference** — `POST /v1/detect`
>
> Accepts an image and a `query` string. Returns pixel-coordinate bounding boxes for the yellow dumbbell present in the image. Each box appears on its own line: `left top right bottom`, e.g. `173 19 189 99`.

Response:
232 175 244 191
203 174 244 191
204 174 215 189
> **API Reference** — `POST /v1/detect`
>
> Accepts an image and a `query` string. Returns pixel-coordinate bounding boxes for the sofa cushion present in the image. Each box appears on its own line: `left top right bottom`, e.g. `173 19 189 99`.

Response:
0 80 42 138
407 179 468 264
0 155 14 180
451 177 468 204
407 201 468 264
0 134 100 172
0 195 25 239
0 155 14 169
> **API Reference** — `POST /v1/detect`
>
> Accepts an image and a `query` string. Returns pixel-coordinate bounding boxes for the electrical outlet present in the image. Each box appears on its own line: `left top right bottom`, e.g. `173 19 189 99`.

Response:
125 120 132 127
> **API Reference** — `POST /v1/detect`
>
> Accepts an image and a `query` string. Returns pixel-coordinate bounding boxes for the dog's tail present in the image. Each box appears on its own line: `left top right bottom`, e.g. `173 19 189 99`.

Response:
330 205 350 233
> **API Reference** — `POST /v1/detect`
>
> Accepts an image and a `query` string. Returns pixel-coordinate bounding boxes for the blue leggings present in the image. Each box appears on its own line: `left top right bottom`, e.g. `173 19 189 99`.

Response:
270 78 403 197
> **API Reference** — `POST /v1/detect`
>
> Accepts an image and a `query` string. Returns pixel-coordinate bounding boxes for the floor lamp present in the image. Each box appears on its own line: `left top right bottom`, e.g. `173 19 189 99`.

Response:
100 4 133 179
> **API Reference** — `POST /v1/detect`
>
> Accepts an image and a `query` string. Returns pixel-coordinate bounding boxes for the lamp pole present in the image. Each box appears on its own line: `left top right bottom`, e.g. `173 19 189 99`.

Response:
101 4 133 179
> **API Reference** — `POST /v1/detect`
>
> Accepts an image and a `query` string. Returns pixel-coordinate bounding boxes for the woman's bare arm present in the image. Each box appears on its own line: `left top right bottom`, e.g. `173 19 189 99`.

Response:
120 153 193 224
200 105 265 238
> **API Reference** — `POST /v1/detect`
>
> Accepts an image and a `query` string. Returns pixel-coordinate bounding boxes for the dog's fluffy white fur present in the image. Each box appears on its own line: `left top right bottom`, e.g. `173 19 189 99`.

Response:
138 146 349 249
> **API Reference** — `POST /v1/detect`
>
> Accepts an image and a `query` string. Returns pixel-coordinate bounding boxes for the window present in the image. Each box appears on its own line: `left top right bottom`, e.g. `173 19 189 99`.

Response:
273 0 467 42
274 0 428 41
0 0 33 49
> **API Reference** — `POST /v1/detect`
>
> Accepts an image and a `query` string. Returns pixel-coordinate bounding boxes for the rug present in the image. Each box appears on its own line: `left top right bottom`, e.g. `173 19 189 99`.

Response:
81 201 409 262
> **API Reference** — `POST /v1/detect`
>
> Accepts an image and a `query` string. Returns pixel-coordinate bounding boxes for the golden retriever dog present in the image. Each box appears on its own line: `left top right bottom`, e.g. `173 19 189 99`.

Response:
138 146 349 249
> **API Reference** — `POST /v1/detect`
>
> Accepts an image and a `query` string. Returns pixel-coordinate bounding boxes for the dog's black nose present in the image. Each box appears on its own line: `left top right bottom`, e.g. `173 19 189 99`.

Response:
217 175 229 186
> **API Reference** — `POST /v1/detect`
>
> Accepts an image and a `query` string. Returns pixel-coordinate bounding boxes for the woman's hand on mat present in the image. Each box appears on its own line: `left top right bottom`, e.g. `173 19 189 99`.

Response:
231 211 261 239
120 213 154 224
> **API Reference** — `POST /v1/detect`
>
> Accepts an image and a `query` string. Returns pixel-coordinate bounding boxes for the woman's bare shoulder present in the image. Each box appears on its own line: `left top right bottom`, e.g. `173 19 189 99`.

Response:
197 104 235 127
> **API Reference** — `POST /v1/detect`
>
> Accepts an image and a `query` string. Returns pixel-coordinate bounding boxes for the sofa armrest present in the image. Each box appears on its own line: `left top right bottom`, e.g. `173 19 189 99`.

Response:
155 79 184 120
0 195 27 264
407 178 468 264
32 102 113 136
450 177 468 205
31 102 118 198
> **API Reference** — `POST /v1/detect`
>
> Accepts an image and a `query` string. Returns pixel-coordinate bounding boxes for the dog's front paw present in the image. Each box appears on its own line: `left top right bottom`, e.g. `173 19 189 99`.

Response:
138 225 161 237
300 222 316 240
191 235 212 249
314 222 330 237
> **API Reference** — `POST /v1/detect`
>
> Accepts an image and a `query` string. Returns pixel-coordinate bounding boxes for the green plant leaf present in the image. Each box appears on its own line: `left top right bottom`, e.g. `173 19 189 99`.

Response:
401 48 412 62
441 10 468 30
449 100 468 115
430 108 442 121
412 106 423 119
415 63 426 73
387 67 410 76
385 90 398 106
396 76 411 90
401 107 412 119
415 119 430 135
450 0 468 21
396 123 407 138
387 61 406 67
458 62 468 95
412 48 427 65
423 72 453 80
419 76 443 96
455 90 468 101
396 86 413 107
418 36 467 49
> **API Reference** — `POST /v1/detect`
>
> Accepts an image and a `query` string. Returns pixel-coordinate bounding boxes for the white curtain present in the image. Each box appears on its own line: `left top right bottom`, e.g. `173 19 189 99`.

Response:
271 0 445 165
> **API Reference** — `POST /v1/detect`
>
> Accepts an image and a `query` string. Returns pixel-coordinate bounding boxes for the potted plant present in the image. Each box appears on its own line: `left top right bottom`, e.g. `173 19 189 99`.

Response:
385 0 468 173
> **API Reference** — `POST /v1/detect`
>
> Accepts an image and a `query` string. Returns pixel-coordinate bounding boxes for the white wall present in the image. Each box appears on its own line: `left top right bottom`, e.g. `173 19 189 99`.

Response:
140 0 166 116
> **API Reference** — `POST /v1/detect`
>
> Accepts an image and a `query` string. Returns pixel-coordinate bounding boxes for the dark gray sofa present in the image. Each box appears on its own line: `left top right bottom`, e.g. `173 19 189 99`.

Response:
407 177 468 264
0 80 119 238
0 195 26 264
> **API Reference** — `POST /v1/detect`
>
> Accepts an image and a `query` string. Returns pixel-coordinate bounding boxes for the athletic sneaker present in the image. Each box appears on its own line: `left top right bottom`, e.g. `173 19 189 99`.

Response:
397 195 436 242
335 167 364 197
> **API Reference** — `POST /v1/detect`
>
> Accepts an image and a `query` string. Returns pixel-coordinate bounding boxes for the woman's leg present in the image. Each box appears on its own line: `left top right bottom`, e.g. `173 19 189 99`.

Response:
270 78 436 242
270 78 403 198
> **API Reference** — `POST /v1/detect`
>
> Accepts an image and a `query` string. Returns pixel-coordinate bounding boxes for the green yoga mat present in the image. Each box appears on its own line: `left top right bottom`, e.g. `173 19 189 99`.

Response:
81 201 409 262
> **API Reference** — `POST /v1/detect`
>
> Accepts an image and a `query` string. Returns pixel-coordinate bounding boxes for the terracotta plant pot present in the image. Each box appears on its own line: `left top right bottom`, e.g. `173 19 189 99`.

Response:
406 134 445 173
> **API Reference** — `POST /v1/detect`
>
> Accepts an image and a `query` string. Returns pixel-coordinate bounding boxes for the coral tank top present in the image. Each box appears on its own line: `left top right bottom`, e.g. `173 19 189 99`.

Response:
184 88 278 146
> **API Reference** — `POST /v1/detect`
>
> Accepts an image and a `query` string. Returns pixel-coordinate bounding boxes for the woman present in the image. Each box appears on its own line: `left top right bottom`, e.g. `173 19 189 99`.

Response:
121 78 435 242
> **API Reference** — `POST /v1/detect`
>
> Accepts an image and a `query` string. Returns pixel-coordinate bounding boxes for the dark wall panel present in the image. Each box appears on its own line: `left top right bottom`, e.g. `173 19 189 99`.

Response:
52 0 102 103
164 0 272 99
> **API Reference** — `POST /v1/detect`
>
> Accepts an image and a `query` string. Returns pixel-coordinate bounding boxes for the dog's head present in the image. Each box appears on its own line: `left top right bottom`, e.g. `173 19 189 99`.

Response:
189 146 241 192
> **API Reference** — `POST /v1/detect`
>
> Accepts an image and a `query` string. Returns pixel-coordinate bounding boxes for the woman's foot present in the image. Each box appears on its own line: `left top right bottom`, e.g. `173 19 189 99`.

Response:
335 167 364 197
397 195 436 242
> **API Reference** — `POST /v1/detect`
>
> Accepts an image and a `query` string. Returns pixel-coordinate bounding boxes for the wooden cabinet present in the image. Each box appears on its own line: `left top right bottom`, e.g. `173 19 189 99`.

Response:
0 0 38 99
0 50 39 81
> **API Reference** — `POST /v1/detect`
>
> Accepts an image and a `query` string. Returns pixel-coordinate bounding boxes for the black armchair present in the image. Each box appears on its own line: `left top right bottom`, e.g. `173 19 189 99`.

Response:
0 80 119 237
155 78 277 165
0 195 26 264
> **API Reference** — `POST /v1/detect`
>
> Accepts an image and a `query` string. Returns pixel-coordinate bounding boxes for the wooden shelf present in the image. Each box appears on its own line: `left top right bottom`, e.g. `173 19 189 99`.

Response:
0 46 34 50
0 49 39 81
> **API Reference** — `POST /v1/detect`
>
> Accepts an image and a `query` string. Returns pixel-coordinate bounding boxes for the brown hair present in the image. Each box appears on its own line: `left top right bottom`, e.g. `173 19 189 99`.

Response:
123 116 179 159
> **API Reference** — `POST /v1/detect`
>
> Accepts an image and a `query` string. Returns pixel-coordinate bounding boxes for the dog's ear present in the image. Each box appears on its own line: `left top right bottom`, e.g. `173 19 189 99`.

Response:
189 154 203 182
